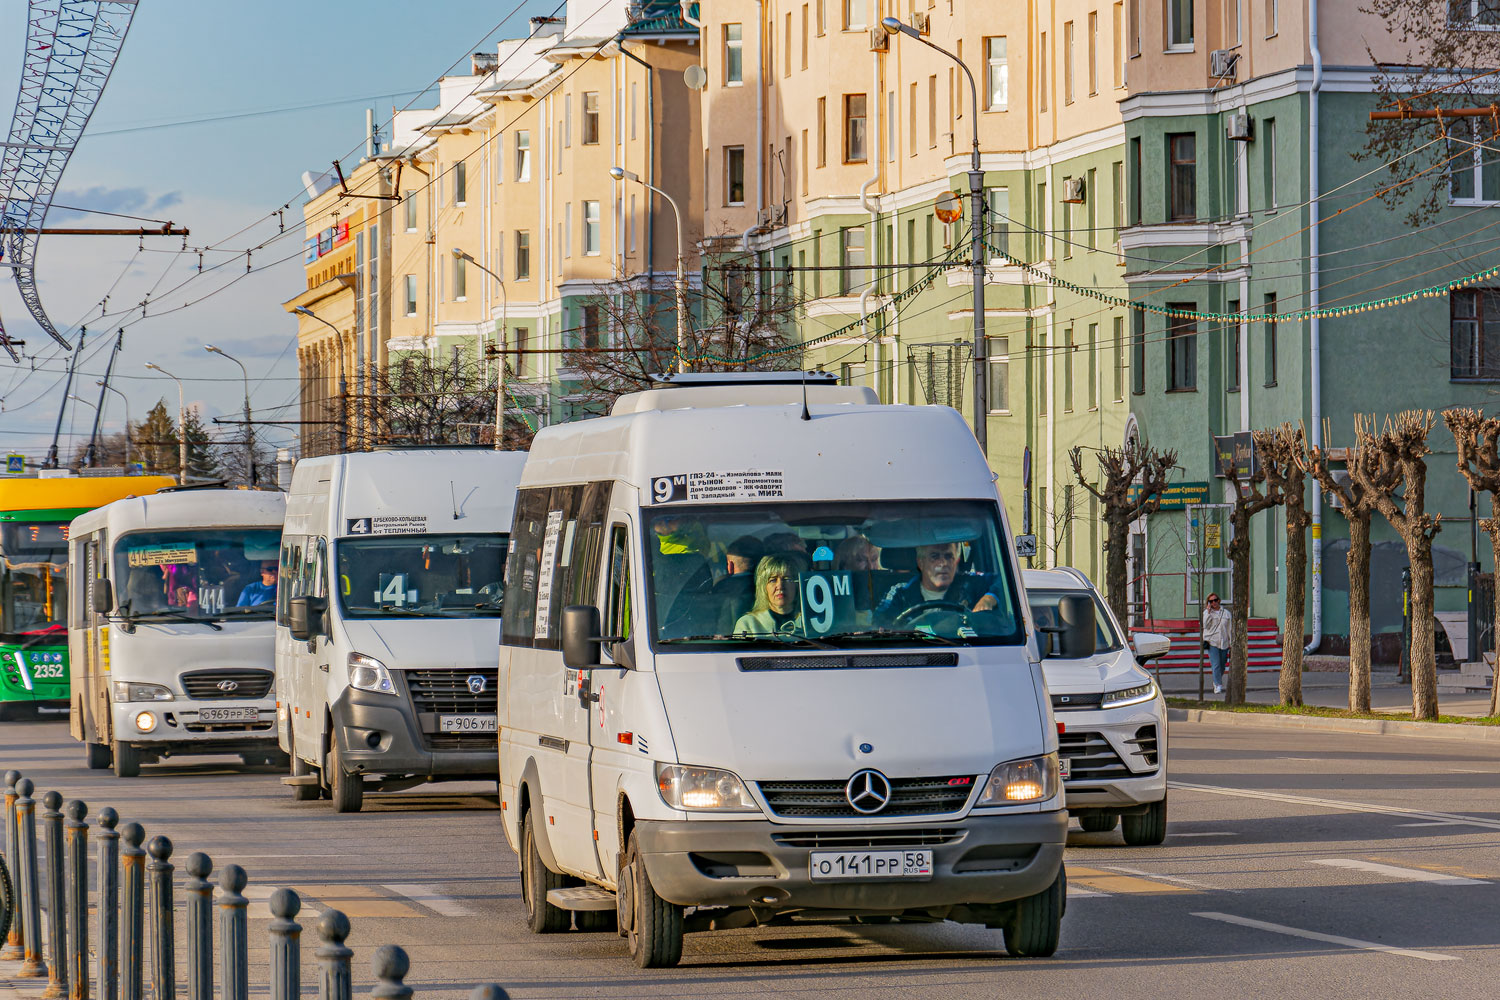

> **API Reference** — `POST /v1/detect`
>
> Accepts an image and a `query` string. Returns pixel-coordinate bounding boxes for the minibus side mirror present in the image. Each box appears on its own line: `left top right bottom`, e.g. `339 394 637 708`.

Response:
92 578 114 614
561 605 629 671
1040 594 1096 659
288 596 327 642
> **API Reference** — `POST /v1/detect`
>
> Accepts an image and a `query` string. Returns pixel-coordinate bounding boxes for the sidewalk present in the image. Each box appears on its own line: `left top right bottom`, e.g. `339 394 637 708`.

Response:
1155 663 1495 717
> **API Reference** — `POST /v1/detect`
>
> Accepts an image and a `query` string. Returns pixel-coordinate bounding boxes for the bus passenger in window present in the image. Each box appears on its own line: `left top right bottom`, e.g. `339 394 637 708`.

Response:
875 542 998 625
733 553 806 635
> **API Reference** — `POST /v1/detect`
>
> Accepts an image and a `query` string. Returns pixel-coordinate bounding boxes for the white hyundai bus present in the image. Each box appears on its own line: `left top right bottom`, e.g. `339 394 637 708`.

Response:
68 487 288 776
499 373 1091 968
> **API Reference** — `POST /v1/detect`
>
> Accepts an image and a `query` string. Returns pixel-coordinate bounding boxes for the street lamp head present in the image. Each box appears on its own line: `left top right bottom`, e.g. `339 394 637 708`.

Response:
204 344 222 355
881 15 918 37
293 306 314 318
609 166 640 183
144 362 161 372
451 247 473 261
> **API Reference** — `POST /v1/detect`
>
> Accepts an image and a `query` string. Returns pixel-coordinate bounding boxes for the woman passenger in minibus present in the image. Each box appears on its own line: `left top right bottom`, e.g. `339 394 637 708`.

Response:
732 553 807 635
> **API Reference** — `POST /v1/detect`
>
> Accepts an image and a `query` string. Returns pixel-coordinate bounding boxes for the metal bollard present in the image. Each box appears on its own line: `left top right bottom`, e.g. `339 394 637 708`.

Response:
218 865 248 1000
469 986 510 1000
315 910 352 1000
183 854 212 1000
119 823 145 1000
96 809 119 1000
16 778 46 978
42 790 67 999
369 946 412 1000
64 801 88 1000
268 890 301 1000
145 836 174 1000
3 769 22 960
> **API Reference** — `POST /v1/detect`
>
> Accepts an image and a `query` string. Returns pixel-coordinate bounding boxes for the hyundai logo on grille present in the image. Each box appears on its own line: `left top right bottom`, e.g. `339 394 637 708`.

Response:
845 769 892 814
216 680 239 693
467 674 487 695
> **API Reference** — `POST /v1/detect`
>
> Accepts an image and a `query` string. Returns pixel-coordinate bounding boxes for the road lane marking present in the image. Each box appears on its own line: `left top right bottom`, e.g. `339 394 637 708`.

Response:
1067 866 1194 895
1066 885 1106 899
1398 821 1468 828
1309 859 1486 886
298 884 424 919
1368 857 1492 880
1098 865 1233 892
1192 911 1460 962
382 884 480 917
1169 780 1500 831
1168 832 1238 838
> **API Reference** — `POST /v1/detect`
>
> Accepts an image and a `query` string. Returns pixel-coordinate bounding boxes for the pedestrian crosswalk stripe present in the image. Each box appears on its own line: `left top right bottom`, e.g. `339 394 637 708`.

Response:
1067 866 1194 895
382 883 480 917
1309 859 1487 886
295 884 428 919
242 882 472 919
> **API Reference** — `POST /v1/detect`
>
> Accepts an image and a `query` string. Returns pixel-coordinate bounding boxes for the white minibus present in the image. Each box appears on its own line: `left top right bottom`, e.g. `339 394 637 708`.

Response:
68 487 288 777
499 373 1091 968
276 448 526 813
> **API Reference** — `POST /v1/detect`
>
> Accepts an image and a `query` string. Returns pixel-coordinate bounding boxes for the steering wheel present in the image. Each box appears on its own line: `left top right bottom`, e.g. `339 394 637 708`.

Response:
893 600 972 628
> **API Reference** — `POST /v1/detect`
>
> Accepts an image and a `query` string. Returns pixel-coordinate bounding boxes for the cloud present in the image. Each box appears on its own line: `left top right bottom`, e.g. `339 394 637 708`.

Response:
48 186 184 223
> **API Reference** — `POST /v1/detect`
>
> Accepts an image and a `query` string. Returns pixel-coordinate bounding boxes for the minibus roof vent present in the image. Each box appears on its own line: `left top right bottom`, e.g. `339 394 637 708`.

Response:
615 371 874 415
646 371 839 389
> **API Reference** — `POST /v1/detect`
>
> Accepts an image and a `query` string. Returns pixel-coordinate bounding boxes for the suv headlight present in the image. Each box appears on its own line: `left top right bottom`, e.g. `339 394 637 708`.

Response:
1102 680 1158 709
112 681 173 703
347 653 396 695
656 764 760 812
977 754 1060 806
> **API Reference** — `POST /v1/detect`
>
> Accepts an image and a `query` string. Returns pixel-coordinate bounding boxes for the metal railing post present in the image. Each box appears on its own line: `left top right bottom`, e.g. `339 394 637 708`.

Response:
3 769 22 960
268 890 301 1000
369 946 411 1000
218 865 248 1000
96 809 119 1000
64 801 88 1000
145 836 174 1000
119 823 145 1000
15 779 43 978
42 790 67 999
183 854 212 1000
315 911 352 1000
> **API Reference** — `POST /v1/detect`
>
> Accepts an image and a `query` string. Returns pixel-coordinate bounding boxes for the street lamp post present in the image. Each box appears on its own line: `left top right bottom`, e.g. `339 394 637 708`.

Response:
96 381 132 470
882 17 988 455
205 345 256 485
610 166 688 374
451 248 509 450
143 363 188 484
293 307 349 454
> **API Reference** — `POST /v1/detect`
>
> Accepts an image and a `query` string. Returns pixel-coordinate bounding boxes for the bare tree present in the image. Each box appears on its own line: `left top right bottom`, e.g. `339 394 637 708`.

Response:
1223 452 1283 706
1255 424 1312 706
563 236 805 411
362 350 535 450
1301 425 1381 712
1070 440 1179 629
1352 411 1443 720
1443 407 1500 715
1035 484 1092 570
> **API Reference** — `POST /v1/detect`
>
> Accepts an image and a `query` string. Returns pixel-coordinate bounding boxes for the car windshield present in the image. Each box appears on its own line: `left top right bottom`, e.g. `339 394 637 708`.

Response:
0 523 69 640
335 534 507 618
1026 588 1123 654
115 528 283 620
641 499 1024 648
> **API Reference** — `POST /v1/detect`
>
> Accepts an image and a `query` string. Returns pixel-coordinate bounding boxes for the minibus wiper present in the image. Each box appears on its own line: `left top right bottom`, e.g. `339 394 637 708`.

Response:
823 628 962 647
126 610 223 632
219 606 273 617
659 632 838 650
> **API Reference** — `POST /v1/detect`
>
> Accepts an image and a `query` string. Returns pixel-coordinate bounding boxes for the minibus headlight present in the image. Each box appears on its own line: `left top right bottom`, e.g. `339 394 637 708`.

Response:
656 764 760 813
347 653 396 696
112 681 173 703
977 754 1060 806
1101 680 1158 709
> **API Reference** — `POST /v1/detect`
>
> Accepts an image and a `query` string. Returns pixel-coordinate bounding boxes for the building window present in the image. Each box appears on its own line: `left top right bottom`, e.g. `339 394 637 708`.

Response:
1167 307 1197 390
1088 11 1098 95
1039 33 1049 111
817 0 825 34
985 37 1009 110
453 255 467 300
1064 21 1075 105
580 304 603 349
817 97 827 166
1263 118 1278 208
403 191 417 232
1449 120 1500 202
1086 167 1098 250
725 146 746 205
1112 160 1124 241
515 230 530 280
1113 2 1125 87
927 75 938 147
513 326 529 373
1037 334 1049 414
581 92 600 145
1061 180 1073 258
454 161 467 205
1168 0 1194 47
841 227 867 295
844 93 867 162
1087 322 1098 408
988 337 1010 412
1264 292 1278 385
564 203 572 258
1113 315 1125 400
724 23 743 84
404 275 417 317
802 4 809 69
887 90 896 162
785 12 792 76
908 83 918 156
515 131 531 181
583 200 601 255
1129 137 1142 223
844 0 864 30
1451 289 1500 379
1063 327 1075 411
1228 300 1241 392
800 129 808 194
1265 508 1279 593
1267 0 1279 34
1131 310 1145 393
1168 132 1196 220
987 187 1011 258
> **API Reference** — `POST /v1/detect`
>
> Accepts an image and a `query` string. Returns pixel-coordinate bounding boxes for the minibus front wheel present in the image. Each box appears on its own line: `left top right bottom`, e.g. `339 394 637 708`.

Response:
620 830 683 968
1003 865 1065 958
111 742 140 779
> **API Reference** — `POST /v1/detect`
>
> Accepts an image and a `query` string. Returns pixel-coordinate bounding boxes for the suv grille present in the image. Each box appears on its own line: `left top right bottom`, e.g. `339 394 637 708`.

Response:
771 828 966 849
180 669 274 700
1059 731 1134 781
405 668 498 714
756 775 975 819
1051 691 1103 711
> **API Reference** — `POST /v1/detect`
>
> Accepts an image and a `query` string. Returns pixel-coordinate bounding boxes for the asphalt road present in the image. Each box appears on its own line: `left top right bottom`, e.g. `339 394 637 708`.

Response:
2 717 1497 999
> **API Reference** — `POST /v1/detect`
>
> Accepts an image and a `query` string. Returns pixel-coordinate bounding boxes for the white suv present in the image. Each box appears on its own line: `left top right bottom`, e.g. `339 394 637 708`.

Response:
1023 568 1171 846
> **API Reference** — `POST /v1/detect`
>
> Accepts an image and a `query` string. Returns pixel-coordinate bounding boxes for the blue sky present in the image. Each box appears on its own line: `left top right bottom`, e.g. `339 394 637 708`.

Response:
0 0 549 461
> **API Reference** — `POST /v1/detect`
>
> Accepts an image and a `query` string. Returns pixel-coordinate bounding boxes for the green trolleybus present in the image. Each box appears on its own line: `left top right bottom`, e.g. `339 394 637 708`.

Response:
0 474 174 716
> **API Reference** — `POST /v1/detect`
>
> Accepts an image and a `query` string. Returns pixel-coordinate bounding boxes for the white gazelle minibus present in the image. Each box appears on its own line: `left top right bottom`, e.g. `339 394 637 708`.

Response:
69 487 288 777
277 448 526 812
499 373 1089 968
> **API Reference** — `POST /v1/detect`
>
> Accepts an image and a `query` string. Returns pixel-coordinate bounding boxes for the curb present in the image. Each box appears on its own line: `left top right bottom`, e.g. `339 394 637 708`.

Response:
1168 707 1500 742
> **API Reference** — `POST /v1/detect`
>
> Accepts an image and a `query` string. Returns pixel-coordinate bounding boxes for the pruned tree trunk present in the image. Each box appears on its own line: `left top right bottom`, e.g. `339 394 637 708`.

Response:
1280 488 1309 706
1070 441 1179 630
1347 512 1373 713
1103 512 1130 628
1484 512 1500 716
1408 533 1438 720
1226 507 1253 705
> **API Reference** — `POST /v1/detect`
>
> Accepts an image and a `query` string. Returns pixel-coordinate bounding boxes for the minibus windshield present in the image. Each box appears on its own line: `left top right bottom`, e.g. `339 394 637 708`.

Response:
115 528 283 622
1026 589 1122 653
1 523 68 639
335 534 507 618
642 500 1024 648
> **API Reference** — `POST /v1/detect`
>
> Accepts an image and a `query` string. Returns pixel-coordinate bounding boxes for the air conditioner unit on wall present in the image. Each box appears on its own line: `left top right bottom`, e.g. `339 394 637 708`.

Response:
869 25 889 51
1062 177 1086 203
911 11 932 34
1226 112 1253 141
1210 49 1239 80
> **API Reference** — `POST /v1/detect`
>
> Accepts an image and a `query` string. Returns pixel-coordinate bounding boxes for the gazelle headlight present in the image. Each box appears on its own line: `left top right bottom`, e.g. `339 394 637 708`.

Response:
113 681 173 703
347 653 396 695
655 764 760 812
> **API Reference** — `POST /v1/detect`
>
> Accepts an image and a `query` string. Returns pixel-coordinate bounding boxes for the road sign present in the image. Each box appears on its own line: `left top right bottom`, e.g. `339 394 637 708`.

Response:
5 455 23 474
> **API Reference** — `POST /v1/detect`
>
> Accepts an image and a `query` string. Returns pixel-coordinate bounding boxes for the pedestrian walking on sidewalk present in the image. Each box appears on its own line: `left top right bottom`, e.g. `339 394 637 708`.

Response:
1202 593 1232 695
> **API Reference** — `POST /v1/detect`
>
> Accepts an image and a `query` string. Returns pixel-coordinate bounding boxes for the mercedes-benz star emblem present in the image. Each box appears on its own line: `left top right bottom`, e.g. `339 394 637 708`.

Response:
216 679 239 693
845 769 892 814
467 674 487 695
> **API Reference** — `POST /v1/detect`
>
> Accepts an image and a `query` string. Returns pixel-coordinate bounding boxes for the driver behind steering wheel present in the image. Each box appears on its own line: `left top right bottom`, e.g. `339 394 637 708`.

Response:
874 542 999 627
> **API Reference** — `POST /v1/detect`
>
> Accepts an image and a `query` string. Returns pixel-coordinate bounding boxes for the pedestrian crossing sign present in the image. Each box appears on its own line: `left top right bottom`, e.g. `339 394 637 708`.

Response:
5 454 23 474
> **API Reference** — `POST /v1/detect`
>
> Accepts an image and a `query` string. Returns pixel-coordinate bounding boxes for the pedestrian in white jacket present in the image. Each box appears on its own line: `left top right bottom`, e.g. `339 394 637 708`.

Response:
1201 593 1232 694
